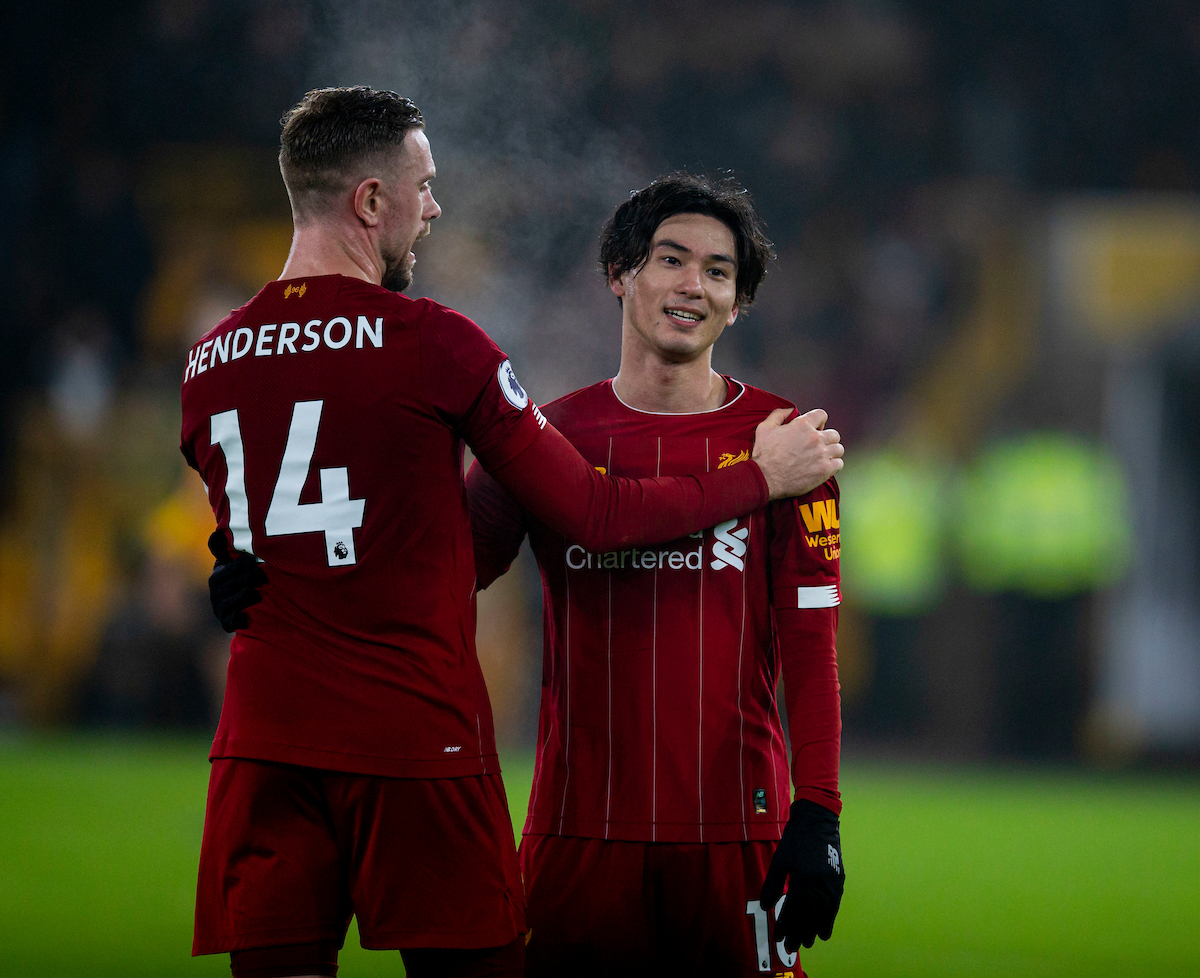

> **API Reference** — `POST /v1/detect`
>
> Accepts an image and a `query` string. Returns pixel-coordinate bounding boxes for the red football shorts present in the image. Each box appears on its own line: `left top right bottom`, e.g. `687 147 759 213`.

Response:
193 758 526 956
520 834 805 978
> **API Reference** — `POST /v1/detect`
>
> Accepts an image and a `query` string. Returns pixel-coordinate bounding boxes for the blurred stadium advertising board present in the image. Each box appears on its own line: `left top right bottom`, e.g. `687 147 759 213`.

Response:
1050 197 1200 751
1049 196 1200 347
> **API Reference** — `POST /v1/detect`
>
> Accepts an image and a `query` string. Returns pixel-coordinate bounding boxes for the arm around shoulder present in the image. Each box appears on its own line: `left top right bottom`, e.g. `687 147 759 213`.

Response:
480 417 769 552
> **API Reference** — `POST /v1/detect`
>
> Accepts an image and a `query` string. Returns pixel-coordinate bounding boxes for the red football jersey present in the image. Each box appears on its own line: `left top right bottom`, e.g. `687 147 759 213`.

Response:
468 379 841 843
181 276 770 779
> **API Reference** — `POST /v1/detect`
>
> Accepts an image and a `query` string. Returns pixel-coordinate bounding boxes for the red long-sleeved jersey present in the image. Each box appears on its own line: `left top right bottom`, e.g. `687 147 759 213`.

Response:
180 275 769 779
468 378 841 843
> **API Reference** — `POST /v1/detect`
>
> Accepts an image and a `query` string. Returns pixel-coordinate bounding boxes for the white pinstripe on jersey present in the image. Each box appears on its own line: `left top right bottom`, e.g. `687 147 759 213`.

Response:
651 435 661 840
604 436 614 839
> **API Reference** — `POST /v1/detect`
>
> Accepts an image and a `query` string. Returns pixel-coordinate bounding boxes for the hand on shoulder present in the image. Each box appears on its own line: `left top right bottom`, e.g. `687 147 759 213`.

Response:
752 408 844 501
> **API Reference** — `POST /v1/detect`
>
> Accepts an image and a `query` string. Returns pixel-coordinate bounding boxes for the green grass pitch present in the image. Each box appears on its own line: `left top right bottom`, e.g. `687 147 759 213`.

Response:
0 735 1196 977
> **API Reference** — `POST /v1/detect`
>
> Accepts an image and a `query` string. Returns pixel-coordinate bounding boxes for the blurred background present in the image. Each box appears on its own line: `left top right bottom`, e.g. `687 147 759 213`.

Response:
0 2 1198 975
3 0 1199 764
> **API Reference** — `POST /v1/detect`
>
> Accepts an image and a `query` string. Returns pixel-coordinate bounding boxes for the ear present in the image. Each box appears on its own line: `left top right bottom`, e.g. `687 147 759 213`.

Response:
353 177 384 227
725 303 740 328
608 263 629 299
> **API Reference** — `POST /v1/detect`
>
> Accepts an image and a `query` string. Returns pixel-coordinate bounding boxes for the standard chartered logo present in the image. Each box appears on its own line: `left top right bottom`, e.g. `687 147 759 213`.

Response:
565 519 749 574
566 543 702 572
710 519 749 571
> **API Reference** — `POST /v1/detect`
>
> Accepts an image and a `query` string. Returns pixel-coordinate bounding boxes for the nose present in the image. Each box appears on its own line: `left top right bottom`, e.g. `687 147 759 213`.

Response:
425 193 442 222
677 265 703 296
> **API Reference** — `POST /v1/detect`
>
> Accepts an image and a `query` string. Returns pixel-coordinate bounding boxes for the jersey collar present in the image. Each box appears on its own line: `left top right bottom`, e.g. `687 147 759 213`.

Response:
607 376 746 416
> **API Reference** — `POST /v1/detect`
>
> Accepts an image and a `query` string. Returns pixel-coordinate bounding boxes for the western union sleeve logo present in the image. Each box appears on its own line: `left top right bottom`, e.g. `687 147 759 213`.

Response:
799 498 839 531
800 498 840 559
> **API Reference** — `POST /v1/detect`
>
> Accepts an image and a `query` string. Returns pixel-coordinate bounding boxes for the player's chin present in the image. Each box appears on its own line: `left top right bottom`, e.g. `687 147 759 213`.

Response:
381 257 414 294
656 334 709 361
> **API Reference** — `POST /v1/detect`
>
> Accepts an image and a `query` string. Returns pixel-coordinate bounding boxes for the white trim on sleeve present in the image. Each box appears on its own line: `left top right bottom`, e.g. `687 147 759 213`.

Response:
797 584 841 608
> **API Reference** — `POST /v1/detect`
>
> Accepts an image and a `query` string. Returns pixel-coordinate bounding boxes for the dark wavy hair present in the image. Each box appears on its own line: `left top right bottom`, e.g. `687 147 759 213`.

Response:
599 172 775 306
279 86 425 222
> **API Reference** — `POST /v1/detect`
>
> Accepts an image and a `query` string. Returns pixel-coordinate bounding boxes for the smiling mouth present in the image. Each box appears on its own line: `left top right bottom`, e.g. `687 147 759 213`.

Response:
665 307 704 324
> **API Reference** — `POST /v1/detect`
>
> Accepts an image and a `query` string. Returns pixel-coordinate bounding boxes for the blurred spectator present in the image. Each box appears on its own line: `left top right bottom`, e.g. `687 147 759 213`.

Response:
47 307 115 441
76 549 217 728
839 450 949 738
62 148 153 363
851 228 947 439
77 478 227 728
956 433 1131 757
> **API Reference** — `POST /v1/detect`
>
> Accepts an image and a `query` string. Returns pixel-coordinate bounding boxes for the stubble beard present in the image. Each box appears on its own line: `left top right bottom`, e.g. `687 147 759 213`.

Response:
381 248 415 293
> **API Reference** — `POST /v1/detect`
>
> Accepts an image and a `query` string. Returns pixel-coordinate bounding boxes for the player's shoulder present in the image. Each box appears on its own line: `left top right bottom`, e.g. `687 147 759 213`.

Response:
726 378 795 416
539 379 614 429
406 292 472 326
326 282 505 362
197 294 255 344
404 293 495 344
334 278 451 331
542 378 611 413
730 380 838 506
728 381 839 501
406 293 511 393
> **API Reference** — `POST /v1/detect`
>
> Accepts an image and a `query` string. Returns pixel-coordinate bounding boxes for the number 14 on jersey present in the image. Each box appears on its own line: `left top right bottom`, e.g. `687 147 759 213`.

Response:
210 400 366 567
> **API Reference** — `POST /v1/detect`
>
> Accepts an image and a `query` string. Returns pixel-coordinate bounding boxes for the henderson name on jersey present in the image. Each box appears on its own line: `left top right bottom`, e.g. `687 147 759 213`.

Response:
467 378 842 845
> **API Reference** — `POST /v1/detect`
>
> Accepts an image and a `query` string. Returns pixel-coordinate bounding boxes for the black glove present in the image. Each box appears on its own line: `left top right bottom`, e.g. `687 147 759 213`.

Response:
759 798 845 952
207 530 267 633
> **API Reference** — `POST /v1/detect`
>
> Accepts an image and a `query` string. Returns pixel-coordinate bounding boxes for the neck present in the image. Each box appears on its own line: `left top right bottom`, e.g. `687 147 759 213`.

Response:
278 222 383 285
612 329 727 414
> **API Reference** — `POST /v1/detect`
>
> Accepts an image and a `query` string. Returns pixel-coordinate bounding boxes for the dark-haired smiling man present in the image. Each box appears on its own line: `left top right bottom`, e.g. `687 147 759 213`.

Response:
183 87 843 978
467 175 846 978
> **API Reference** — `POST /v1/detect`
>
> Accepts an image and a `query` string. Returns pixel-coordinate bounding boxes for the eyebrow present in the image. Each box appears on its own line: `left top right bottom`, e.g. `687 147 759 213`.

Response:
654 238 736 266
